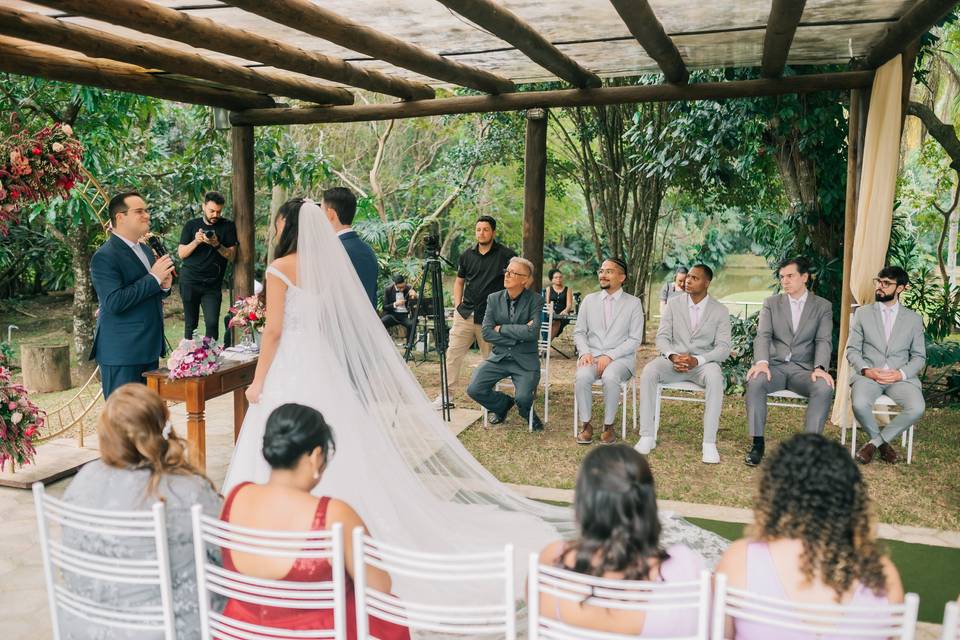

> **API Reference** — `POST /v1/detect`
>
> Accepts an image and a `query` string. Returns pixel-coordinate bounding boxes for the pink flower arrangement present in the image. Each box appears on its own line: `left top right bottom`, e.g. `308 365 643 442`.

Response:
0 366 44 471
0 115 84 235
228 295 266 333
167 336 223 380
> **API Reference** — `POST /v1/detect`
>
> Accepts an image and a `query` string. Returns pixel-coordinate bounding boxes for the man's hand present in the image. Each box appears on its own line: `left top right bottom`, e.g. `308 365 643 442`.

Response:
208 232 220 248
863 368 903 384
669 353 696 372
811 367 835 389
408 289 417 299
150 255 174 283
194 230 206 244
595 355 613 376
578 353 594 368
494 325 501 333
747 361 771 382
160 272 174 290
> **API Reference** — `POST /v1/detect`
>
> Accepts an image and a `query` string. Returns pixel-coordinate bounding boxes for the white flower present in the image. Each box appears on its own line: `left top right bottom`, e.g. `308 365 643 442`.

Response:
51 142 64 153
10 412 23 425
61 124 73 136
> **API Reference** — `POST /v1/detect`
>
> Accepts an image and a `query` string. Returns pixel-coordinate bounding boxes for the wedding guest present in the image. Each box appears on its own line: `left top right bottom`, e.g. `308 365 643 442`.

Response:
546 268 574 339
715 433 904 639
61 384 222 640
535 445 705 637
659 267 688 316
380 274 418 341
220 403 409 640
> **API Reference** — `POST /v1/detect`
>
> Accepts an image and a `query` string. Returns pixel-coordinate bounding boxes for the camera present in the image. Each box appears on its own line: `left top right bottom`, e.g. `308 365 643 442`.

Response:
424 233 441 258
203 229 216 239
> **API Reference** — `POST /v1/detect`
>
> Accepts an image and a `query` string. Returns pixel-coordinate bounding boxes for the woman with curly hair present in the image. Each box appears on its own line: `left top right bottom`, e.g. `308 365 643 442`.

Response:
715 433 904 639
535 444 706 636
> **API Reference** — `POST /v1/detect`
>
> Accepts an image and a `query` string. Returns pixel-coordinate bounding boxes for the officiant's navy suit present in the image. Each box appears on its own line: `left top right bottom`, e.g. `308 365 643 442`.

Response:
89 234 170 398
340 230 378 308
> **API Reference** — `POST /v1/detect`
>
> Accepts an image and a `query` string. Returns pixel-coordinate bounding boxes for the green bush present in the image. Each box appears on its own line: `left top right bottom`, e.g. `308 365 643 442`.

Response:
723 312 759 394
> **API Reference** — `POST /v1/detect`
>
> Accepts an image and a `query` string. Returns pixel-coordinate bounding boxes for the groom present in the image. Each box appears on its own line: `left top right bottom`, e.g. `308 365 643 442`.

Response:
322 186 378 308
90 191 173 399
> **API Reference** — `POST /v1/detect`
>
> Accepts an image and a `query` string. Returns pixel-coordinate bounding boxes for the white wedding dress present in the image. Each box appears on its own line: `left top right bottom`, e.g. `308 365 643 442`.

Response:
223 201 727 606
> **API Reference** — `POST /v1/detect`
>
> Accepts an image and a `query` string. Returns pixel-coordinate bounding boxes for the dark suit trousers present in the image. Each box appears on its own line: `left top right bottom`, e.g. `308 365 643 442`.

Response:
467 357 540 419
746 361 833 436
100 360 158 400
380 311 416 340
181 282 223 340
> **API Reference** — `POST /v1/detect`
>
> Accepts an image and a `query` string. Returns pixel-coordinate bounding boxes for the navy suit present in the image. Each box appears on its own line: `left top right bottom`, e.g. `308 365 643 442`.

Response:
339 229 378 308
89 234 170 398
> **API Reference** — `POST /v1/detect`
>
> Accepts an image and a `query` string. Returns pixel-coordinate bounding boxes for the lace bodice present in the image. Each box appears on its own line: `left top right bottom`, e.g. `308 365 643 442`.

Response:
266 265 311 336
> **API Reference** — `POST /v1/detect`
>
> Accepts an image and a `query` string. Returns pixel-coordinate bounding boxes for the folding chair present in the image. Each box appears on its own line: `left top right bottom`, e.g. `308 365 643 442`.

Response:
941 601 959 640
842 394 918 464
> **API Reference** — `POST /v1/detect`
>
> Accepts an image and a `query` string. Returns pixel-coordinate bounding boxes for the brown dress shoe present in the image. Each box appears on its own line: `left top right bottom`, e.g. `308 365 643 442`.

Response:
878 442 898 464
600 425 617 445
856 442 877 465
576 422 593 444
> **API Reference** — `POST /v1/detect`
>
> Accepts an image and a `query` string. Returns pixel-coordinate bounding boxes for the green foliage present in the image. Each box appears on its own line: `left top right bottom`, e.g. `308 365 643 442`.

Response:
722 312 759 394
901 266 960 342
0 341 13 368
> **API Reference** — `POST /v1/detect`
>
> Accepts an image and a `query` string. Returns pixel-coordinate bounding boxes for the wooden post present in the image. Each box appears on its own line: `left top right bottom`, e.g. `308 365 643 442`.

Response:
522 108 547 291
837 88 864 372
232 125 255 299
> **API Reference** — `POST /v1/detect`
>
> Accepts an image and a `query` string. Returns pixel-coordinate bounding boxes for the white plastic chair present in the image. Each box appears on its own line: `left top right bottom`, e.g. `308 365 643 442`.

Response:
842 394 917 464
941 601 959 640
527 555 710 640
653 381 707 438
711 572 920 640
767 388 810 409
352 526 516 638
32 482 176 640
191 504 346 640
483 303 553 431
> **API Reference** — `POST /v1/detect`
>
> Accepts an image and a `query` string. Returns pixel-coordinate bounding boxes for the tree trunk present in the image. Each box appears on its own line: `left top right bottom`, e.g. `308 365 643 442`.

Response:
949 202 958 286
21 344 71 392
70 223 97 378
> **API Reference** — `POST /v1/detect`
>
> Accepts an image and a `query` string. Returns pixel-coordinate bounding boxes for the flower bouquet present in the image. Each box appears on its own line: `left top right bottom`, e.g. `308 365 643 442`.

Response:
0 366 45 471
0 118 84 235
228 294 266 351
167 336 223 380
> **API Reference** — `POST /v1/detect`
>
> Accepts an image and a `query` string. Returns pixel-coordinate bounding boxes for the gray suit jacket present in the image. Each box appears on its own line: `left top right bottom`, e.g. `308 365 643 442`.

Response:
846 302 926 388
656 294 732 364
754 293 833 370
573 290 644 374
481 288 544 371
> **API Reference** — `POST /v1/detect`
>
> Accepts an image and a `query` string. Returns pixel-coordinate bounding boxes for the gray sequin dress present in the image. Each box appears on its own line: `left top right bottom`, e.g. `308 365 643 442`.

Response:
59 460 223 640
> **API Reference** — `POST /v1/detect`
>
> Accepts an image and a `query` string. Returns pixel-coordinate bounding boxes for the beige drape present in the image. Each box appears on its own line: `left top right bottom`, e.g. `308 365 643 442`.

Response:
831 55 903 426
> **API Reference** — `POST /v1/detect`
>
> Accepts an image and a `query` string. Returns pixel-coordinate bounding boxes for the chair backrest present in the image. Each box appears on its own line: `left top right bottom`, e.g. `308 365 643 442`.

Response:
352 526 516 638
32 481 176 640
539 303 554 358
942 601 960 640
191 504 346 640
527 554 710 640
712 572 920 640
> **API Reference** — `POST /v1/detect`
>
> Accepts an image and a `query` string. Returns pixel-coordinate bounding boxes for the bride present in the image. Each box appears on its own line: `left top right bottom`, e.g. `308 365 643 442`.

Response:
223 198 726 604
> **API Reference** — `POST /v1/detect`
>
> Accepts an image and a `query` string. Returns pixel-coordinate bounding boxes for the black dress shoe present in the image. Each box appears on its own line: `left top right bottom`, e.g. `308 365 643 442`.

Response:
487 410 508 425
745 443 765 466
530 413 544 432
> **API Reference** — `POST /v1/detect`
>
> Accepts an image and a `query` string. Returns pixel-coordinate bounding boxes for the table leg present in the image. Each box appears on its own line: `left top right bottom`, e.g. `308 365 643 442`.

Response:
233 388 249 442
185 386 206 472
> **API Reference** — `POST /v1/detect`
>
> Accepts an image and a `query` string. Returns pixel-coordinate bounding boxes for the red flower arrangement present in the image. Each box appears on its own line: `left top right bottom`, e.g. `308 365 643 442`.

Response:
0 366 45 471
228 295 266 333
0 115 84 235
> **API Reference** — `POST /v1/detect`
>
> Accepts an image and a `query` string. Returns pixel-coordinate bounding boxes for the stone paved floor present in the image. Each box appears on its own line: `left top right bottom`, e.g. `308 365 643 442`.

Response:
0 395 951 639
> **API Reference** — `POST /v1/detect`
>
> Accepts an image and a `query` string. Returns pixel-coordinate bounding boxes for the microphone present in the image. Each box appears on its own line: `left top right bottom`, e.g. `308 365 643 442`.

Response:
146 234 176 278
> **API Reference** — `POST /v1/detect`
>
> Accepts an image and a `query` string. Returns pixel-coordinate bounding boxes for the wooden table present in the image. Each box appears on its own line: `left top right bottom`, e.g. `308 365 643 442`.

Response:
144 357 257 472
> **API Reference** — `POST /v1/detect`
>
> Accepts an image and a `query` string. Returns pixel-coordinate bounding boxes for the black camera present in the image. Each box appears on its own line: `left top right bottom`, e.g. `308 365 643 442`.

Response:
424 233 441 258
203 229 216 239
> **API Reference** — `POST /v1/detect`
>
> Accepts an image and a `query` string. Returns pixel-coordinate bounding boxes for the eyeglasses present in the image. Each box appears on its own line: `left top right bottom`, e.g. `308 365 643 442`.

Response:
873 278 899 288
503 270 530 279
597 269 622 276
124 208 150 216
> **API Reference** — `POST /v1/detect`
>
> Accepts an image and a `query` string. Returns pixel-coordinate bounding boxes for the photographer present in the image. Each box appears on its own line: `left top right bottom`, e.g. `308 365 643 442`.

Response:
381 274 417 341
177 191 238 340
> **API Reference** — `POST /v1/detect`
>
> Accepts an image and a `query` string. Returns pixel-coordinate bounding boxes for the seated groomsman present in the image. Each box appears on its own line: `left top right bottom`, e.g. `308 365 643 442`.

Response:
744 257 835 466
847 266 926 465
467 257 545 430
637 264 731 463
573 258 644 445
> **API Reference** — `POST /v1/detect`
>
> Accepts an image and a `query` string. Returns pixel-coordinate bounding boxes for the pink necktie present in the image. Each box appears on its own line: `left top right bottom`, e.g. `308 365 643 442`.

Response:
604 296 613 328
883 308 893 341
691 304 700 332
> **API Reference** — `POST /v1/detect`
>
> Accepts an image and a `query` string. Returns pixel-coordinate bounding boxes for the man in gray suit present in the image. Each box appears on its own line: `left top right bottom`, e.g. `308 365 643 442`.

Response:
467 257 545 430
637 264 731 463
574 258 644 445
744 258 835 466
847 266 926 465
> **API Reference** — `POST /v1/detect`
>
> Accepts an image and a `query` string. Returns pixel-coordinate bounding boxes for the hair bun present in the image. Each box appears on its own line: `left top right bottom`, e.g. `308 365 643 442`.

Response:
261 403 335 470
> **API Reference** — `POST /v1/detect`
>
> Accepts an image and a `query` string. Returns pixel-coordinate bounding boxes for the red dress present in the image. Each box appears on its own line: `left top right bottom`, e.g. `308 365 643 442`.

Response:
221 483 410 640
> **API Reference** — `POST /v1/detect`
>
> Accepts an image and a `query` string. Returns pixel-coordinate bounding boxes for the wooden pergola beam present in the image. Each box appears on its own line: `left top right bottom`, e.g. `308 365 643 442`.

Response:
0 36 275 111
434 0 601 89
31 0 435 101
232 70 874 126
224 0 514 95
0 5 352 106
866 0 959 68
608 0 689 84
761 0 807 78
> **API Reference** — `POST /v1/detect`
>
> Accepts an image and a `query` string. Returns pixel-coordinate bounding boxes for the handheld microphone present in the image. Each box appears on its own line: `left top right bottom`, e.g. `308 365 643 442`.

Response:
146 235 176 278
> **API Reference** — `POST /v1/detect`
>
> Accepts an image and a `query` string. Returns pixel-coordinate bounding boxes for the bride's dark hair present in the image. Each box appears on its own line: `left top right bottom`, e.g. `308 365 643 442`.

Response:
274 197 305 259
565 444 668 580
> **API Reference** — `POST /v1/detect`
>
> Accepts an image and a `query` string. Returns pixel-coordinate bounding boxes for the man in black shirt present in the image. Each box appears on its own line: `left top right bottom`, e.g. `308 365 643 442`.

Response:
177 191 238 340
434 215 515 408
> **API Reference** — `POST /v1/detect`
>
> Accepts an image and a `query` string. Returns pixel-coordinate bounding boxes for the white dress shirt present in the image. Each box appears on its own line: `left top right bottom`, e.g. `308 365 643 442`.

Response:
880 302 907 381
665 294 708 366
116 234 168 290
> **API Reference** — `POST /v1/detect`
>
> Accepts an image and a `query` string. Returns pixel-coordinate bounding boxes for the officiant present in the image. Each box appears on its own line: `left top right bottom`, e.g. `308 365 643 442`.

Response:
467 257 544 430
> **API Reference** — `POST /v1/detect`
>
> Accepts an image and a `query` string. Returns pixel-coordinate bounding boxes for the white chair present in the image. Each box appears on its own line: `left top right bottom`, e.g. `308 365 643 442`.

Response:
32 482 176 640
191 505 346 640
767 388 810 409
656 384 809 438
572 376 637 441
527 555 710 640
352 526 516 638
711 572 920 640
483 303 553 431
941 601 959 640
841 394 917 464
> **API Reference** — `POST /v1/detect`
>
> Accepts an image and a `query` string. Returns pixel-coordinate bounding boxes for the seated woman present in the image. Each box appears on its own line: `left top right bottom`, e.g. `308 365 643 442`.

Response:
535 444 705 636
546 268 574 339
715 433 904 640
62 383 222 640
220 403 409 640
